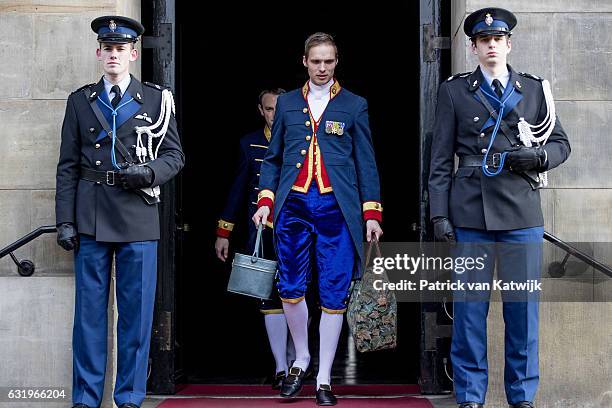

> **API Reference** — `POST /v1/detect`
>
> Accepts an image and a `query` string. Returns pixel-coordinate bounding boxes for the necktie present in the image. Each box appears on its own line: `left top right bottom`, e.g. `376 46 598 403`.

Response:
111 85 122 108
492 79 504 99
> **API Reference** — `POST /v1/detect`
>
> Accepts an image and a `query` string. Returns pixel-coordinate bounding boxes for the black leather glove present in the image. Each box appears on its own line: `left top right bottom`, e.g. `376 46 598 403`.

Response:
432 216 456 243
118 165 154 190
57 223 79 251
504 146 546 172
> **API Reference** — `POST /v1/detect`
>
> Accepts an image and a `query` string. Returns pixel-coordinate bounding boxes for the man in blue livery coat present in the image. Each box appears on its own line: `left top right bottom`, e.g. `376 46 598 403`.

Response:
253 32 383 406
214 88 298 389
55 15 184 408
428 8 570 408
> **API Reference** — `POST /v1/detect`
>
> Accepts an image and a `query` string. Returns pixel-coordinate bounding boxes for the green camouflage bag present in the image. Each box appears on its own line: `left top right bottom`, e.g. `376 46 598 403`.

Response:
347 240 397 352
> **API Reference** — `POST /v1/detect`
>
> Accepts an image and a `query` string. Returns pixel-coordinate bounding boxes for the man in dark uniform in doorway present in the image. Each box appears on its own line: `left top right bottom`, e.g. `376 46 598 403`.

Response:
214 88 298 389
55 15 184 408
428 8 570 408
253 32 383 406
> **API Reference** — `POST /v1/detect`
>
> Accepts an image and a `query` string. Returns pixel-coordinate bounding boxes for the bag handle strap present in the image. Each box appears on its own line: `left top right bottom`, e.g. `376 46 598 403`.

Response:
251 223 265 262
364 238 382 268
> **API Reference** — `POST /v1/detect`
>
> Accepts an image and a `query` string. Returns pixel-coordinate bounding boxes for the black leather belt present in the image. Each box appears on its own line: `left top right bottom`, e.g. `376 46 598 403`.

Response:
459 153 503 168
81 167 119 186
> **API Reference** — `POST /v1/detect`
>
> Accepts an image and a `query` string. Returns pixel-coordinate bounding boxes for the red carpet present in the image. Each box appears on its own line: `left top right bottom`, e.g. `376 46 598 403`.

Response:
158 397 433 407
157 385 433 407
176 384 421 396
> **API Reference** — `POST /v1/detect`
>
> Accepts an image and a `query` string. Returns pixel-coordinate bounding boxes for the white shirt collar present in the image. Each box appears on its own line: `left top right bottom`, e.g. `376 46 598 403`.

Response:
103 74 132 99
479 65 510 90
308 79 334 99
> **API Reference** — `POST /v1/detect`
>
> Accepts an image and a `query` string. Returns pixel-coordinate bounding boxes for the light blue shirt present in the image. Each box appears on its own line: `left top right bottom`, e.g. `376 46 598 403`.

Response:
479 65 509 93
103 75 131 102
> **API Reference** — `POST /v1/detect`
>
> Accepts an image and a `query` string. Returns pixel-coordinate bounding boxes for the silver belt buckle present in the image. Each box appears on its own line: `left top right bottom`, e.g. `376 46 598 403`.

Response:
492 153 502 168
106 171 115 186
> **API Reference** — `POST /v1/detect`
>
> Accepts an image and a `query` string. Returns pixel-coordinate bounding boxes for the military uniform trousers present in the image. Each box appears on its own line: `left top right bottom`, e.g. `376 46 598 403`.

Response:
72 234 157 408
451 226 543 405
275 184 354 313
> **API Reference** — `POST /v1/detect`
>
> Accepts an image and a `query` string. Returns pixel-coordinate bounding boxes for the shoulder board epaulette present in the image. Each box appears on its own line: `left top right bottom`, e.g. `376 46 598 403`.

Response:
446 72 471 82
143 81 168 91
72 83 95 94
518 72 543 81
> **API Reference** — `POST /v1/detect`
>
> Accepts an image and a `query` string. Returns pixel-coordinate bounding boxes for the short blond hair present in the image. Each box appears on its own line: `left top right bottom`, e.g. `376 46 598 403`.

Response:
304 32 338 60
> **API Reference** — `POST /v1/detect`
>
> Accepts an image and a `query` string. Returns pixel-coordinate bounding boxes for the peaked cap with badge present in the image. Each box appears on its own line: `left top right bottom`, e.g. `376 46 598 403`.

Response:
91 15 145 43
464 7 517 38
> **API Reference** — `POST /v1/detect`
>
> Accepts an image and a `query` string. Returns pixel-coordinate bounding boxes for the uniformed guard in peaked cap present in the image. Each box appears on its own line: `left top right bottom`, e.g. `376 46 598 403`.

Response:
91 15 145 43
429 6 570 408
56 13 183 408
464 7 517 38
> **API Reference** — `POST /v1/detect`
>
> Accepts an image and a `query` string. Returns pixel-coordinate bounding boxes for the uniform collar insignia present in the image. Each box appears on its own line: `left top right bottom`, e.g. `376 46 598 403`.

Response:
91 77 107 101
507 65 523 93
125 75 144 104
264 125 271 142
468 68 483 92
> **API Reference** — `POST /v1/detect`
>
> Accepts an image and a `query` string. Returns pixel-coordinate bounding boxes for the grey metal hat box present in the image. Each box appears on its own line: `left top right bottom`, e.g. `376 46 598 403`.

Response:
227 223 277 299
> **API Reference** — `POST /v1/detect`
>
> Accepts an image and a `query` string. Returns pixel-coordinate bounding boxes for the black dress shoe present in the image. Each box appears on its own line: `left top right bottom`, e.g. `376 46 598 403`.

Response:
118 404 140 408
316 384 337 406
272 370 286 390
459 403 483 408
511 402 534 408
280 366 306 398
72 405 90 408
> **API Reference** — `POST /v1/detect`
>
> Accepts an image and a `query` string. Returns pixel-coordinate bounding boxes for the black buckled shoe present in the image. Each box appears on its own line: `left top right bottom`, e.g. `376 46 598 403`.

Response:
316 384 337 406
511 402 534 408
272 370 286 390
118 404 140 408
459 403 484 408
280 366 306 398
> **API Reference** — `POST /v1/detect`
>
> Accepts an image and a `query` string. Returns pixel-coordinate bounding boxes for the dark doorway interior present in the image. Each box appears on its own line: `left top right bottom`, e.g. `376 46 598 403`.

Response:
175 1 422 385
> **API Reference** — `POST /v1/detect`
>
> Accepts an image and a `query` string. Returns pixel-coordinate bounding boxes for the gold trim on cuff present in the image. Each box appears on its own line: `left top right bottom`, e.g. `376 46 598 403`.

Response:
258 189 275 203
217 219 235 231
260 308 284 315
321 306 347 314
362 201 383 213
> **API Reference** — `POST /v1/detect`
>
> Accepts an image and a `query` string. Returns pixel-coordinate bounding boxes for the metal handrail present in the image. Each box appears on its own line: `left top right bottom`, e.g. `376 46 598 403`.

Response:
544 231 612 279
0 225 57 276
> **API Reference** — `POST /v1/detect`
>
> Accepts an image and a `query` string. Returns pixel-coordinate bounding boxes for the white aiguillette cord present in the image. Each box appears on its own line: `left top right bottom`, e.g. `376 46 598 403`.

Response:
134 89 175 164
517 79 556 186
133 89 176 199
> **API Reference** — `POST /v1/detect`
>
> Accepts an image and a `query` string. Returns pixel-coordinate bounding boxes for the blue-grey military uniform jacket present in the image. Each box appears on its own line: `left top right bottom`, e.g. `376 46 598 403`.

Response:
259 82 381 278
217 128 271 250
429 66 570 230
55 75 185 242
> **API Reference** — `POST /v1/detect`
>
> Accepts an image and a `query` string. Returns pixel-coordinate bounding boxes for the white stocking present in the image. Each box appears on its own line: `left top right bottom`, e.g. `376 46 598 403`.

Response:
282 300 310 371
316 312 343 389
264 313 289 374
